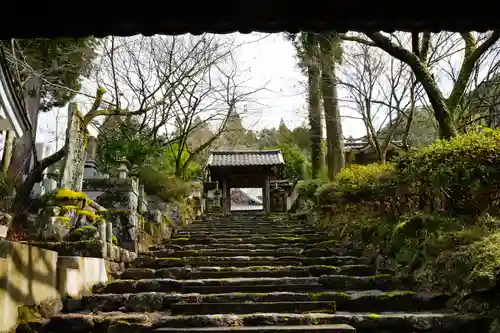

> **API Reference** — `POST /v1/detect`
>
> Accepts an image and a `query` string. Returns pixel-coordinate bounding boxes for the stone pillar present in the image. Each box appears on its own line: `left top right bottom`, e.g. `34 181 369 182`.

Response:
226 186 231 212
263 176 270 214
97 221 106 241
221 180 228 213
138 184 147 213
106 221 113 243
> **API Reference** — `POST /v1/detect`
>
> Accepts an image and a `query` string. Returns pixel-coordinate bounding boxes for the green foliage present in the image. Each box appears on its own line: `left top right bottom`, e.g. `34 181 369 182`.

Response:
301 129 500 297
282 145 310 181
396 128 500 216
298 179 324 198
263 143 310 181
97 118 202 180
159 143 202 180
97 119 163 172
6 38 98 111
138 166 192 203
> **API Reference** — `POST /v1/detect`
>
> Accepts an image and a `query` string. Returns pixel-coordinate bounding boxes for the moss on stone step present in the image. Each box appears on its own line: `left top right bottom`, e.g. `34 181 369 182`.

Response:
27 312 488 332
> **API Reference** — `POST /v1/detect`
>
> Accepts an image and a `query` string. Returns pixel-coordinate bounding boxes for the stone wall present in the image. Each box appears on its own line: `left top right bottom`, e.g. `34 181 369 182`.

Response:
83 178 141 252
80 159 201 254
0 240 124 332
82 175 191 254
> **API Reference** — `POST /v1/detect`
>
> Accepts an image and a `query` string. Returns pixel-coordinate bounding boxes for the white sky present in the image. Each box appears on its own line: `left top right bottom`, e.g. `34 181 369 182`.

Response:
37 31 494 156
36 33 369 155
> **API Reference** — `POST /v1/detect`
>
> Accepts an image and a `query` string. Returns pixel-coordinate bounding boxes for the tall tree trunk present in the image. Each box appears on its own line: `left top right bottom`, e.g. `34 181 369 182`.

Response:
8 76 41 178
402 76 416 151
305 33 323 179
319 32 344 180
1 130 14 172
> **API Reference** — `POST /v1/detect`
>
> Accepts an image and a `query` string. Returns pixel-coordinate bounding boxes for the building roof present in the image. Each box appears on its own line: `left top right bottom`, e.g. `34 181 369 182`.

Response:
345 140 403 152
0 56 31 137
0 8 494 38
207 149 284 168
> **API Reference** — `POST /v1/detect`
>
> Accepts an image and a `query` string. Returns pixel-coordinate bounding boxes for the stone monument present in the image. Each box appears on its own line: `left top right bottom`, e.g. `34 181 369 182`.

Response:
60 103 88 191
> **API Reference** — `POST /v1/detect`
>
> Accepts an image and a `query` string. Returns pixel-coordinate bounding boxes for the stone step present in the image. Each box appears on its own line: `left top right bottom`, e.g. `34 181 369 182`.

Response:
164 249 305 257
163 243 292 250
38 311 489 333
186 221 304 229
134 256 363 269
185 226 313 231
95 274 406 294
182 284 325 294
152 312 489 332
153 244 363 258
172 301 336 315
198 219 293 223
184 223 312 228
189 268 312 279
94 280 325 295
177 229 321 235
174 229 325 235
154 243 290 251
187 265 374 279
155 244 308 251
318 274 409 291
134 256 302 268
301 256 364 266
120 265 375 280
155 246 305 255
172 234 327 239
170 234 328 240
189 225 306 230
148 245 362 265
300 248 363 258
169 237 330 245
81 291 449 314
155 324 355 332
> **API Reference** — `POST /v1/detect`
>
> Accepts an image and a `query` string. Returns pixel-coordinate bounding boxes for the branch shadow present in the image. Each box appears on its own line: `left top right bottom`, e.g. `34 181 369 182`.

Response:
0 239 58 322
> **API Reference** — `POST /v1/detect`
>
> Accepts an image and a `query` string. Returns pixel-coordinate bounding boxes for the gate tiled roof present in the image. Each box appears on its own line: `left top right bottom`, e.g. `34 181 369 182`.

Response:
207 150 284 167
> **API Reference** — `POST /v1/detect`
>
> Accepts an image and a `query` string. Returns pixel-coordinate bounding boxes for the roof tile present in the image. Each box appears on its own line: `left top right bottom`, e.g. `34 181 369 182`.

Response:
207 150 284 167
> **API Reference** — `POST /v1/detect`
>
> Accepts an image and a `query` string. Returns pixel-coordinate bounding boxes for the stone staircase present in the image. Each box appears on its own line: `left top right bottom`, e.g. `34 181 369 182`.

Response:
30 212 490 333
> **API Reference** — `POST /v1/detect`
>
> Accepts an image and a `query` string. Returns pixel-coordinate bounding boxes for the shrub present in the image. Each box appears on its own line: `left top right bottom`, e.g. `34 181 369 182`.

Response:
316 163 396 208
298 179 323 198
139 166 192 203
396 128 500 216
297 129 500 298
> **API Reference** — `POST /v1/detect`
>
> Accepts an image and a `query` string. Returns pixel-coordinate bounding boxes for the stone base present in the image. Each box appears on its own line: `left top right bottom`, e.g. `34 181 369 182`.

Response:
57 256 109 297
27 240 138 263
0 240 131 332
0 240 58 332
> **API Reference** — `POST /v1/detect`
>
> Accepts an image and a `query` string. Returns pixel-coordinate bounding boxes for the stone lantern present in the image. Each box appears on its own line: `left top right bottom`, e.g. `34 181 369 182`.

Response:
43 169 60 193
117 158 130 179
212 188 222 212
